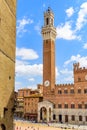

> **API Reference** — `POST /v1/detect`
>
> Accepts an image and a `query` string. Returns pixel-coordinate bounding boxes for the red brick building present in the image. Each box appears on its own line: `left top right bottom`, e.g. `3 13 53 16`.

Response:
24 94 43 121
38 7 87 125
15 8 87 125
15 88 43 119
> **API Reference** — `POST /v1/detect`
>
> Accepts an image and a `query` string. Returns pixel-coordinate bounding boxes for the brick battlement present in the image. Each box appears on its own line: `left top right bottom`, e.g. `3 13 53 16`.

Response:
73 63 87 72
55 83 74 87
74 67 87 72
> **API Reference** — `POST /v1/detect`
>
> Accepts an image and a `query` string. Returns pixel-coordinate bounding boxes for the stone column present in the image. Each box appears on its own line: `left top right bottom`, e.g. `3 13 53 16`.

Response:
51 110 53 121
62 115 65 123
68 115 71 123
82 116 85 125
47 108 49 122
75 115 79 124
42 109 45 121
56 115 58 122
38 110 40 122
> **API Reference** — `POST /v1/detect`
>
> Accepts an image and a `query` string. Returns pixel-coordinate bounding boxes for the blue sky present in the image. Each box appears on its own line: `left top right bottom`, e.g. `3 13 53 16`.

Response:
15 0 87 91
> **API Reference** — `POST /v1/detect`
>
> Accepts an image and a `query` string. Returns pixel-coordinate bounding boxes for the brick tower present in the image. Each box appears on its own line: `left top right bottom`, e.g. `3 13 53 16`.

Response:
0 0 16 129
41 7 57 95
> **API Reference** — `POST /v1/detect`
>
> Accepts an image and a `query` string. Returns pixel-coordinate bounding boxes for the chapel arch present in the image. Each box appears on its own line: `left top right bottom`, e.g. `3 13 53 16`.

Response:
40 107 47 122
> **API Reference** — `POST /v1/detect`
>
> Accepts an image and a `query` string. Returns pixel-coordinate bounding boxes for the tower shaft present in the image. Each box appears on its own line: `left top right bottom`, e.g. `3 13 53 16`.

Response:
42 8 57 92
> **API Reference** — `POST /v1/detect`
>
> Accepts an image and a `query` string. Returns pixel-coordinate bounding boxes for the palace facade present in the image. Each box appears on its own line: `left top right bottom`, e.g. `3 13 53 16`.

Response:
38 7 87 125
15 7 87 125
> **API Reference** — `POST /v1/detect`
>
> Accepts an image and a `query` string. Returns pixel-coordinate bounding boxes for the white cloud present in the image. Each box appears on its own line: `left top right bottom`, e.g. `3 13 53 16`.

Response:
16 59 59 78
56 2 87 40
56 68 73 84
56 22 80 40
64 54 87 67
83 43 87 49
76 2 87 30
43 3 46 8
63 76 73 83
55 67 59 77
66 7 74 17
60 68 72 75
28 78 35 82
15 81 22 91
26 85 37 90
60 69 73 82
16 47 39 60
17 17 33 36
34 22 41 35
16 59 43 77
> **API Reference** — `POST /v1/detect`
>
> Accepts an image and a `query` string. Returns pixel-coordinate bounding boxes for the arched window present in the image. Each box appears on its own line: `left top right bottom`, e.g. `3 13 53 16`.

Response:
78 77 81 82
85 116 87 121
65 115 68 122
64 103 68 108
78 88 81 93
58 104 62 108
53 114 56 120
64 88 68 94
46 18 49 25
84 88 87 94
71 115 75 121
58 89 62 94
85 103 87 108
70 88 74 94
78 103 82 108
71 103 75 108
79 115 82 121
1 124 6 130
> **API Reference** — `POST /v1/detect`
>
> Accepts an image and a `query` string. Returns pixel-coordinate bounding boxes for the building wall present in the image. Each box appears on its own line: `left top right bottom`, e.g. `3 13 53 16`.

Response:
15 88 42 120
43 39 55 90
41 64 87 124
24 95 43 120
24 97 38 114
0 0 16 129
18 89 31 97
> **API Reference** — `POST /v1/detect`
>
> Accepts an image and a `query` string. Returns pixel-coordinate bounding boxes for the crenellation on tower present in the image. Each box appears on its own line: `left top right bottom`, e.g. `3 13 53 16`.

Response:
73 62 87 73
55 83 74 87
73 62 80 71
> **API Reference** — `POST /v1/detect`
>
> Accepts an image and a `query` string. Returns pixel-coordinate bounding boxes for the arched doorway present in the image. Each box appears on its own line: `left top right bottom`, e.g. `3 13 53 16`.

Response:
1 124 6 130
59 115 62 122
49 108 51 121
40 107 47 122
65 115 68 122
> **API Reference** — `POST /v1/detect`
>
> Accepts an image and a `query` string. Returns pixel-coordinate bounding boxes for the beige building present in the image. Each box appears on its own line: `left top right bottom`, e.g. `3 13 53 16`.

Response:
0 0 16 129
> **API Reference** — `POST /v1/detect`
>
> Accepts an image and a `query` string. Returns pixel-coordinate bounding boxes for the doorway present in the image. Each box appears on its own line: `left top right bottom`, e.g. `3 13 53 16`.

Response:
65 115 68 122
59 115 62 122
1 124 6 130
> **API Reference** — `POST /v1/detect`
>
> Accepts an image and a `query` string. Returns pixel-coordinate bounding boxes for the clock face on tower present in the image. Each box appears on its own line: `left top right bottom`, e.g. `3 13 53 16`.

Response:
44 80 50 87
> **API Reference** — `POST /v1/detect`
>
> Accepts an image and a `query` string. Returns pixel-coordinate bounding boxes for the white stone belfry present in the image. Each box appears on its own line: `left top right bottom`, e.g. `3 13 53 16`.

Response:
41 7 57 41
